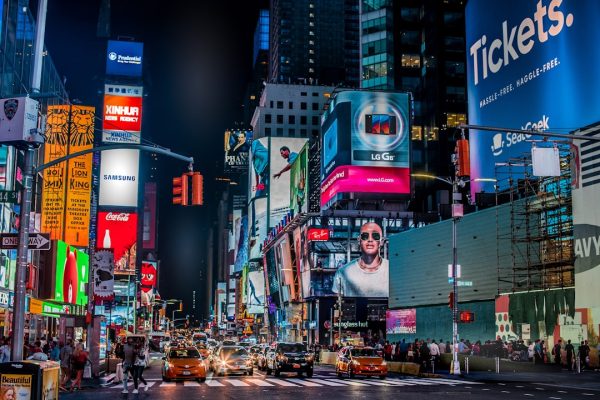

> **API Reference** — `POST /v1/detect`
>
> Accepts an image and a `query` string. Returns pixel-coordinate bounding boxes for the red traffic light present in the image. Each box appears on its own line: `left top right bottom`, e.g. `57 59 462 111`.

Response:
459 311 475 323
448 292 454 309
190 172 203 206
172 174 189 205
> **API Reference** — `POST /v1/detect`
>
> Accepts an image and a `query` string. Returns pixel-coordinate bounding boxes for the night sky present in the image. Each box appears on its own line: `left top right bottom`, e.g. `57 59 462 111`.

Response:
43 0 266 320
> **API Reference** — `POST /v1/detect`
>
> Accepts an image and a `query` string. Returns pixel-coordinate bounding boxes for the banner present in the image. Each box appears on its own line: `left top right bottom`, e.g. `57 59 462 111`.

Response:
1 374 32 400
93 248 114 302
97 212 138 275
224 130 253 173
41 105 95 247
142 182 157 249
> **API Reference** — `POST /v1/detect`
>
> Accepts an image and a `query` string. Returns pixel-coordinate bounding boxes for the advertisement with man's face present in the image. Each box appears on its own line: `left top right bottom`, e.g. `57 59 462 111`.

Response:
332 222 388 298
269 137 307 227
290 144 309 215
249 137 269 200
224 130 253 173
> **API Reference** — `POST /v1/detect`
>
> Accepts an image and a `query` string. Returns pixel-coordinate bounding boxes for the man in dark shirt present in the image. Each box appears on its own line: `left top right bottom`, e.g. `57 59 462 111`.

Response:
565 340 574 371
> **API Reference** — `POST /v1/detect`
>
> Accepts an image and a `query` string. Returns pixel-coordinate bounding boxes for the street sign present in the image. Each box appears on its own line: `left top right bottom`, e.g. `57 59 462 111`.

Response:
0 233 51 250
0 190 18 204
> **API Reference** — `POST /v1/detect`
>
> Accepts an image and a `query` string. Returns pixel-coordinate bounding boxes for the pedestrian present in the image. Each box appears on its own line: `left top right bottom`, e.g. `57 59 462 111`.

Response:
565 340 574 371
438 339 446 354
59 339 73 391
552 340 562 366
70 343 88 391
429 340 440 370
394 341 401 361
399 339 408 362
540 340 547 363
0 339 10 363
121 337 136 394
534 340 543 364
383 341 392 361
132 343 148 393
50 341 60 362
578 340 590 370
407 344 414 362
527 340 534 362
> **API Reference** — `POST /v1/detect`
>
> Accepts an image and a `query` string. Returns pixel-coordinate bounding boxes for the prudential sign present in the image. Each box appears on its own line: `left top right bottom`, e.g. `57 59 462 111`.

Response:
106 40 143 77
466 0 600 195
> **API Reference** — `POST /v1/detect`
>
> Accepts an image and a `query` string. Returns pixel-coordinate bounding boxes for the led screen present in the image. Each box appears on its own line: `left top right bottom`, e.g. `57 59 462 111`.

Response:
54 240 89 306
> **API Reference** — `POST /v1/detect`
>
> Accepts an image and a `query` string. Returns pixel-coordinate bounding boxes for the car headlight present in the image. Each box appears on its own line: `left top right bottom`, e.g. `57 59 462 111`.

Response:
277 355 288 363
167 363 175 369
305 355 314 362
352 360 361 366
381 361 387 366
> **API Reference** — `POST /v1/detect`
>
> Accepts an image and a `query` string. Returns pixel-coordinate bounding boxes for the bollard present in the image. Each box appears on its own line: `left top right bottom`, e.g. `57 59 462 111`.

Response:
577 357 581 373
465 356 469 375
495 356 500 374
431 357 435 374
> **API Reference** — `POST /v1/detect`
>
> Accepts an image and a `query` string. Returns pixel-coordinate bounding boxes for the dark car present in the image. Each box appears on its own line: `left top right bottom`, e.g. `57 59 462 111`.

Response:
266 342 313 377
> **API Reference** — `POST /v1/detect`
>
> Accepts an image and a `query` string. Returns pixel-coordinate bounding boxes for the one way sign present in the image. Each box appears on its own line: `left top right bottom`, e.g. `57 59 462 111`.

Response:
0 233 51 250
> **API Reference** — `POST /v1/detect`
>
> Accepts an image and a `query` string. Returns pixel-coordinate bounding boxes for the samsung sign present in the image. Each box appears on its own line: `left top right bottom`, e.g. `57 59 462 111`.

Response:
106 40 143 77
466 0 600 194
99 149 140 207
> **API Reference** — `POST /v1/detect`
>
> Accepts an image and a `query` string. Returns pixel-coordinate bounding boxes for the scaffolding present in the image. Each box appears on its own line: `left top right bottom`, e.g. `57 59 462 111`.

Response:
496 143 574 294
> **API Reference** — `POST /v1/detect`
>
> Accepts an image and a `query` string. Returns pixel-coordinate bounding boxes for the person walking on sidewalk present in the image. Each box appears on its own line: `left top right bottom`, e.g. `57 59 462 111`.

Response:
131 343 148 394
59 340 73 391
565 340 574 371
121 337 136 394
70 344 88 391
553 340 562 367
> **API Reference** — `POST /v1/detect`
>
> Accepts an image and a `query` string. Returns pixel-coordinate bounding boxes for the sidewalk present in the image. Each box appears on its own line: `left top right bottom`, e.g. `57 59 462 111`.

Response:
442 369 600 391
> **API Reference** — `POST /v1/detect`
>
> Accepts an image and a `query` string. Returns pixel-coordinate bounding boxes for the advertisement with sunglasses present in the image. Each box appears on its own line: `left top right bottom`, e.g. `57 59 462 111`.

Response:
332 222 388 298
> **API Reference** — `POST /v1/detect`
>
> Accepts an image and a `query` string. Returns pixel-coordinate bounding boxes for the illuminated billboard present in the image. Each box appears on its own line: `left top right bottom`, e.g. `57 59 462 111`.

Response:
97 212 138 275
234 213 249 272
321 91 410 179
249 197 267 260
466 1 600 193
99 149 140 207
142 182 157 250
249 137 269 200
140 261 157 306
106 40 143 77
224 130 253 173
332 222 388 298
41 105 95 247
386 309 416 334
268 137 307 227
290 143 309 215
245 267 265 314
54 240 89 306
102 85 143 144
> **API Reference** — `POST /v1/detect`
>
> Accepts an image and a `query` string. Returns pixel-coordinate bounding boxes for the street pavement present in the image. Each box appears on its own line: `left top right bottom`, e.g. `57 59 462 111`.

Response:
58 354 600 399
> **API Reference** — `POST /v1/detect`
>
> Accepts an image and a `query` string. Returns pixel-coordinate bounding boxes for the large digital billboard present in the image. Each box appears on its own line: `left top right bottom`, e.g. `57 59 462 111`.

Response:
54 240 89 306
224 130 253 173
248 197 267 260
466 0 600 193
290 144 309 215
102 84 143 144
249 137 269 200
321 91 410 179
41 105 95 247
99 149 140 207
245 267 265 314
386 309 416 335
106 40 143 77
142 182 157 250
268 137 307 227
332 222 388 298
97 212 138 275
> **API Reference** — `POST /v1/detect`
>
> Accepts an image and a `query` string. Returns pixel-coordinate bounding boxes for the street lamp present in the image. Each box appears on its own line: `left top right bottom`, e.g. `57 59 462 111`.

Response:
411 173 496 375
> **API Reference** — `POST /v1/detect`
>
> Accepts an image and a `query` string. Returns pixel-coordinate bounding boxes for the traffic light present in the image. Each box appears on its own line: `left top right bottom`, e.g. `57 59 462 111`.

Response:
448 291 454 309
172 174 189 205
179 302 183 312
456 138 470 177
190 172 204 206
459 311 475 323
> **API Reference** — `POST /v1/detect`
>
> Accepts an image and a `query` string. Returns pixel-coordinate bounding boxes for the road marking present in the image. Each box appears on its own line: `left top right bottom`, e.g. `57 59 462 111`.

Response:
549 397 562 400
498 383 506 386
378 380 417 386
266 379 300 387
224 379 250 387
401 378 434 385
432 378 482 385
143 382 156 389
516 385 524 388
535 387 545 390
347 379 391 386
245 379 274 387
557 390 567 394
204 380 224 387
582 394 595 396
501 390 510 393
159 382 176 387
337 379 369 386
309 379 347 386
286 378 322 387
416 378 458 385
183 381 201 387
524 394 533 397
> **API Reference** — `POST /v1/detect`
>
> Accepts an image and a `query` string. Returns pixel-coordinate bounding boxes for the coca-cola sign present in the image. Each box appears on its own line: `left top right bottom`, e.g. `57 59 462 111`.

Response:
105 212 130 222
97 211 138 275
307 228 330 241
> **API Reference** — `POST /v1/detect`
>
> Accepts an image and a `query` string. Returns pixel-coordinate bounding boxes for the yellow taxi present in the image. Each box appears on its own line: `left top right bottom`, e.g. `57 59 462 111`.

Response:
335 346 387 379
162 346 207 382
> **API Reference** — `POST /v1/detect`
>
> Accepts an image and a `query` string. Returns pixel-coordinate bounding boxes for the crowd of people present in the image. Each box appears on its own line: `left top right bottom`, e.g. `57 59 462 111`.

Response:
115 336 148 395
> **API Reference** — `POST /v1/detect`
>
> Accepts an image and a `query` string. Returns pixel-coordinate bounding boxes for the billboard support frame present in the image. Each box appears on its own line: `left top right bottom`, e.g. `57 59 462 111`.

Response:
459 124 600 143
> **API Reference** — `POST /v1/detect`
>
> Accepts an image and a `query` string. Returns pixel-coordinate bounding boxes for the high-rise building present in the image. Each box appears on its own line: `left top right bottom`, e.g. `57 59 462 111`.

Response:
360 0 467 212
243 9 271 126
251 83 335 139
269 0 360 87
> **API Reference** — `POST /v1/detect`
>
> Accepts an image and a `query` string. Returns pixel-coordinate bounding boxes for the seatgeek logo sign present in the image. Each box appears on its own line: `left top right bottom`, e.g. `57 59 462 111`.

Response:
106 40 143 77
466 1 600 195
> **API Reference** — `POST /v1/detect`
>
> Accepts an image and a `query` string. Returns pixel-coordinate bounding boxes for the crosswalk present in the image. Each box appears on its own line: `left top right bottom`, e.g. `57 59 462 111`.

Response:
110 377 480 390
